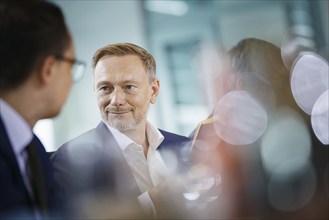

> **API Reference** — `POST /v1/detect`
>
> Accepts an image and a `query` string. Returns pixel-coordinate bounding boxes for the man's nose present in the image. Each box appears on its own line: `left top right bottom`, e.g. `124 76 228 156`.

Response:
110 89 126 107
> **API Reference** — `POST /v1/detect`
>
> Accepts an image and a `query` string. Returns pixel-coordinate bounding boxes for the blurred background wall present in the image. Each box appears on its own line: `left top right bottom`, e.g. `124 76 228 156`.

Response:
35 0 328 151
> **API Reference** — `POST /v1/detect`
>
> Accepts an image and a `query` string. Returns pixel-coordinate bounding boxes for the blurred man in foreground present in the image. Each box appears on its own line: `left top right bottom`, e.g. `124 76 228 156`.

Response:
0 0 84 219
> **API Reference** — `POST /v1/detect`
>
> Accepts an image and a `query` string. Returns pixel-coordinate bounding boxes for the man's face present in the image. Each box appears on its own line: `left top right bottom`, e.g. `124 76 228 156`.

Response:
94 55 159 131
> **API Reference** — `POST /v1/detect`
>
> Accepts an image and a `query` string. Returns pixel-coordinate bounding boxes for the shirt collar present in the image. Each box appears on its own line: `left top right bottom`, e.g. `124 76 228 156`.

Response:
102 120 164 152
0 99 33 155
146 121 164 151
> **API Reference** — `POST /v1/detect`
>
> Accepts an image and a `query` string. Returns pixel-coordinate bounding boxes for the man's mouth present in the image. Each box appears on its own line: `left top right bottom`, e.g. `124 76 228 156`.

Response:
107 108 131 115
109 111 129 115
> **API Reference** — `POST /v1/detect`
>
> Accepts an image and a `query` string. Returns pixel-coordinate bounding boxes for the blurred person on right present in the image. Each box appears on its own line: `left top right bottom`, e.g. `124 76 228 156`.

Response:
191 38 328 219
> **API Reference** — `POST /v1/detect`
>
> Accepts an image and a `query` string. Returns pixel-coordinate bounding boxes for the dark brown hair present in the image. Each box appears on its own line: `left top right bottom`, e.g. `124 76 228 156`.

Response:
0 1 70 93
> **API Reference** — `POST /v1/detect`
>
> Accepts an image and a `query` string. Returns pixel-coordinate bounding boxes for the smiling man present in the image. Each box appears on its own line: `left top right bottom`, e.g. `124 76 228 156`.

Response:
94 53 158 155
51 43 190 218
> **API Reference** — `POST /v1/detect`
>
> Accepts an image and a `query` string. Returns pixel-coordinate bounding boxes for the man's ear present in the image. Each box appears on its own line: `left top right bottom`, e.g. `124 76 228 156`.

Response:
150 79 160 104
38 55 57 85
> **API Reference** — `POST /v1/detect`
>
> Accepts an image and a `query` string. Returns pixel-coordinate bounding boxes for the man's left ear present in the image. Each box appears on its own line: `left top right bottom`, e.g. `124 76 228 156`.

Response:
150 79 160 104
38 55 57 85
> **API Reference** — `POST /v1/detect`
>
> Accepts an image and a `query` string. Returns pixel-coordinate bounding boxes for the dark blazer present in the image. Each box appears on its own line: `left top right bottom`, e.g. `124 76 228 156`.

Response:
51 122 191 199
0 117 62 218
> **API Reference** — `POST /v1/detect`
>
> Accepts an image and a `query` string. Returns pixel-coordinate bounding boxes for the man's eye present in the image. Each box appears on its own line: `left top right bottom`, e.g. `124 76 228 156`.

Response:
126 85 136 91
100 86 111 92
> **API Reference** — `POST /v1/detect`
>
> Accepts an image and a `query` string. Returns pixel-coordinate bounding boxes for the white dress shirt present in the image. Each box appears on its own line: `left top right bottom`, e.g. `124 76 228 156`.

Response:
0 99 33 197
104 121 170 215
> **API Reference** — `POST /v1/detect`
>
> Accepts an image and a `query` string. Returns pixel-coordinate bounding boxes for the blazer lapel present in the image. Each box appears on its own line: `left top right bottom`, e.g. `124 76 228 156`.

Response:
95 122 141 198
0 117 30 197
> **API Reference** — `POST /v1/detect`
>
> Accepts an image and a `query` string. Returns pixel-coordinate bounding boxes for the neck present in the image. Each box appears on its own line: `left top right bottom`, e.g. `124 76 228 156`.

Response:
2 87 43 129
121 121 149 157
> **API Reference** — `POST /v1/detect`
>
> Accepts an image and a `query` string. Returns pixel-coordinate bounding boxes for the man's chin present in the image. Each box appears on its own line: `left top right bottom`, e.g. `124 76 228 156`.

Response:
109 122 136 132
44 108 61 119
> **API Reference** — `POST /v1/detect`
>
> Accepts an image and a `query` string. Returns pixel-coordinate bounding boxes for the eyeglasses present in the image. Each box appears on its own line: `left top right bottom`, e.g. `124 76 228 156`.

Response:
55 54 86 82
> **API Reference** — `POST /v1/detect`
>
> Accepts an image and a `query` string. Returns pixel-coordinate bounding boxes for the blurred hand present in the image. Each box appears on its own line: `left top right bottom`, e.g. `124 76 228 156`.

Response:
148 178 186 218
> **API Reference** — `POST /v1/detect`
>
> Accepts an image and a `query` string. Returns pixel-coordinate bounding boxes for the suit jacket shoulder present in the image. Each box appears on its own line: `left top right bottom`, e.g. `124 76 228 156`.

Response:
51 122 140 197
158 129 191 149
157 129 191 173
158 129 191 153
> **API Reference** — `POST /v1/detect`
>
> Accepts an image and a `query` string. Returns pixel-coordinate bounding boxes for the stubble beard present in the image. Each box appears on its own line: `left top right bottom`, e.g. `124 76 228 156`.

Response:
105 107 149 132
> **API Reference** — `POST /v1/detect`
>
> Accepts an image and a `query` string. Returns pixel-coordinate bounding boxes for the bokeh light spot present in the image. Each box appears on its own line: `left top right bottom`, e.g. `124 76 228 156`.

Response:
311 90 329 145
261 108 311 176
213 90 267 145
290 52 329 115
